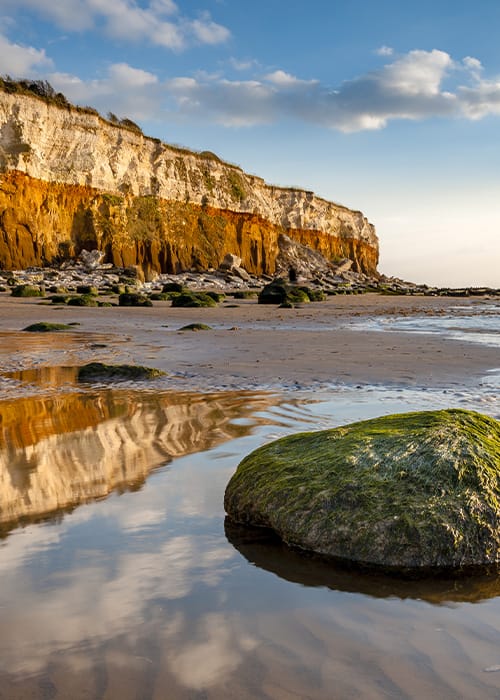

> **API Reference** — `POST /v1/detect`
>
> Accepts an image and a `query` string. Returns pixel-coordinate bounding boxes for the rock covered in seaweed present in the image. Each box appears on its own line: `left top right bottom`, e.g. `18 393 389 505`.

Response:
23 322 73 332
77 362 165 382
224 409 500 571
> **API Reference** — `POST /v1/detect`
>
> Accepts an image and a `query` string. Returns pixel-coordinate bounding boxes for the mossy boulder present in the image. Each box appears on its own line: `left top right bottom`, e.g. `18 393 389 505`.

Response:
77 362 165 382
224 409 500 572
76 285 98 296
171 292 217 308
118 292 153 307
205 291 225 302
232 291 257 299
50 294 71 304
23 322 72 332
67 294 99 307
303 288 327 302
109 284 126 294
258 279 311 305
178 323 212 331
162 282 185 293
11 284 45 298
149 292 172 301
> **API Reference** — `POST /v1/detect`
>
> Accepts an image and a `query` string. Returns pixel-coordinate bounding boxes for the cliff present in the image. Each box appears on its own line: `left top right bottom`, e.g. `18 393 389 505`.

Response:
0 85 379 276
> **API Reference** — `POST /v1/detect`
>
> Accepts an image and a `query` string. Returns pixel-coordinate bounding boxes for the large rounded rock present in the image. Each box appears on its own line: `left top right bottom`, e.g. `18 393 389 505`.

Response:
224 410 500 571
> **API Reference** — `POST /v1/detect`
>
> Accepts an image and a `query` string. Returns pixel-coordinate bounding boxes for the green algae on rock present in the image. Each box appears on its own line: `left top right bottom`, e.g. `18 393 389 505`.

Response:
171 291 217 308
178 323 212 331
118 292 153 307
77 362 165 382
11 284 45 298
67 294 99 307
224 409 500 571
23 322 73 332
258 279 314 306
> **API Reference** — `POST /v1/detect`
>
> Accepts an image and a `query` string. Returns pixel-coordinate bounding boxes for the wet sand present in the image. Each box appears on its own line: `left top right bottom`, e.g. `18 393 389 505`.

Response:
0 291 499 700
0 292 498 390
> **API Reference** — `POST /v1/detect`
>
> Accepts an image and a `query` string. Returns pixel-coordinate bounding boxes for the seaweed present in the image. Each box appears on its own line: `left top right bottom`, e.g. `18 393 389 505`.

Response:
225 410 500 571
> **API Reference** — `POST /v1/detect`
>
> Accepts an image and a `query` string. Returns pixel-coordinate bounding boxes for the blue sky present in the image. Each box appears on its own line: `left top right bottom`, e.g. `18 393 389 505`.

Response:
1 0 499 286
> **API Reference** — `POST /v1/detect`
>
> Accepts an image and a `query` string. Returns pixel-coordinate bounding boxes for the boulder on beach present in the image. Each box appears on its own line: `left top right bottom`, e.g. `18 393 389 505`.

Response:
258 279 310 305
118 292 153 307
218 253 251 281
171 291 218 307
23 322 73 332
77 362 165 382
224 409 500 571
11 284 45 298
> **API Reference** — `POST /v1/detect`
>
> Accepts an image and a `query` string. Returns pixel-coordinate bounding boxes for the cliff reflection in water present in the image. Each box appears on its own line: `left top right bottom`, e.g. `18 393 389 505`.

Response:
0 381 275 534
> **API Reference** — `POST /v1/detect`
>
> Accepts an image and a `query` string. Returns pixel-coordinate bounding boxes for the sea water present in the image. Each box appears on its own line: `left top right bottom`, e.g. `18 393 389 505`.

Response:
0 315 499 698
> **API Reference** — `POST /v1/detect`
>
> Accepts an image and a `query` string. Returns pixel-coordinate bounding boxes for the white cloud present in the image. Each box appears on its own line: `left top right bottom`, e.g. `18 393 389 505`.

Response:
150 0 178 14
375 46 394 56
5 0 230 50
379 49 452 96
157 49 500 132
0 33 53 77
458 78 500 119
49 63 163 120
228 58 259 72
108 63 158 87
12 45 500 134
189 12 231 45
463 56 482 73
264 70 317 87
4 0 95 31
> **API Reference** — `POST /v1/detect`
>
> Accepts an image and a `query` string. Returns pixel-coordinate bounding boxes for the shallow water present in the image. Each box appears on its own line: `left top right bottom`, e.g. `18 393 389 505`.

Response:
345 302 500 348
0 367 500 698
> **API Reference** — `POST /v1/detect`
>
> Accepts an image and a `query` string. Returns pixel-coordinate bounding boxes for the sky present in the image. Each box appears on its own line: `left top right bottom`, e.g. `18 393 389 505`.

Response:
0 0 499 287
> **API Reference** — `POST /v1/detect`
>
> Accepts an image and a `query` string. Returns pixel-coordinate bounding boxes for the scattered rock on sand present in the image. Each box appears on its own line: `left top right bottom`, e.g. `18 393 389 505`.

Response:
178 323 212 331
118 292 153 307
23 322 73 332
77 362 165 382
258 279 311 305
67 294 99 307
171 291 218 308
218 253 251 282
79 249 106 271
225 409 500 572
11 284 45 298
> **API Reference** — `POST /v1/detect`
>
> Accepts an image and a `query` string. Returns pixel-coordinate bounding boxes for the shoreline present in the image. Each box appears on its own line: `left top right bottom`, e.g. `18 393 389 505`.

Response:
0 293 498 395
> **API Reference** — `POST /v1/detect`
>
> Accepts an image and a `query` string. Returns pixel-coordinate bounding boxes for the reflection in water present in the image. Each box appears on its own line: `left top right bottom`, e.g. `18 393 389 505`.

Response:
225 519 500 604
0 382 276 535
0 380 500 698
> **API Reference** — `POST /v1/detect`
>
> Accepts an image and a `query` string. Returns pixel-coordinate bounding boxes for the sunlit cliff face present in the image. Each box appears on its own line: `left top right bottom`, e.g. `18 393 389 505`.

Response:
0 380 275 535
0 90 379 275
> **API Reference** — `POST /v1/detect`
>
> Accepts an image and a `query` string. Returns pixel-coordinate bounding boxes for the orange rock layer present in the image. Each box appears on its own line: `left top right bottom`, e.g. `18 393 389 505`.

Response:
0 171 379 276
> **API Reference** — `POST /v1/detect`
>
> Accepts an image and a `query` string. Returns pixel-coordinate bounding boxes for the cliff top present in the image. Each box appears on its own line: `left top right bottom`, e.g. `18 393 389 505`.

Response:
0 76 243 167
0 76 352 207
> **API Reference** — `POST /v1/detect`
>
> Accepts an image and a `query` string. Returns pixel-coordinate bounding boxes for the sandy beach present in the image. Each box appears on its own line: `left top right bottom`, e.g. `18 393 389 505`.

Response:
0 292 498 392
0 291 499 700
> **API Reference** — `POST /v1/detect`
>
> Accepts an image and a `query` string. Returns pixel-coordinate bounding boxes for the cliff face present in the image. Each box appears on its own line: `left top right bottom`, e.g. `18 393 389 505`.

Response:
0 89 379 275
